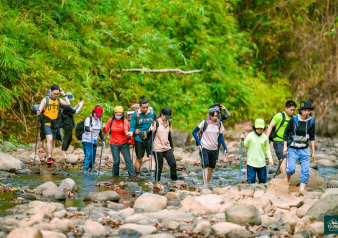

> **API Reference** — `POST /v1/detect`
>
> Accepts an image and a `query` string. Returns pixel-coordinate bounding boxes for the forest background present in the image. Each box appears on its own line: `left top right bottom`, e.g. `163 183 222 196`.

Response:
1 0 338 143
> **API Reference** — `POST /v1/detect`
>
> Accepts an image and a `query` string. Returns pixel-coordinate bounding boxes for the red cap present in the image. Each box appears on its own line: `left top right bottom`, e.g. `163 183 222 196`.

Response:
94 106 103 117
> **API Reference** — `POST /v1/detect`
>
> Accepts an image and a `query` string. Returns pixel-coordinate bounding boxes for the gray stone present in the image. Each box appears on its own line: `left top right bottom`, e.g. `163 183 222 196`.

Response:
65 154 78 165
211 222 253 237
134 193 167 212
83 191 120 202
119 224 157 236
306 194 338 221
35 181 66 201
0 152 24 171
225 205 261 226
7 227 43 238
20 193 37 200
107 201 127 210
15 169 31 174
59 178 77 192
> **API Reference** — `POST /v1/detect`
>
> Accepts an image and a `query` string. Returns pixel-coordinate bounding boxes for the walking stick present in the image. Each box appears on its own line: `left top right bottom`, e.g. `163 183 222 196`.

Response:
239 132 245 183
150 131 154 183
200 147 207 186
91 123 94 175
34 116 40 162
274 136 294 178
97 132 105 177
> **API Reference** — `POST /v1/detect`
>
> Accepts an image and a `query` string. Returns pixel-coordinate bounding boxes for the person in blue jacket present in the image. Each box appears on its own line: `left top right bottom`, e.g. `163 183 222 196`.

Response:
127 96 157 175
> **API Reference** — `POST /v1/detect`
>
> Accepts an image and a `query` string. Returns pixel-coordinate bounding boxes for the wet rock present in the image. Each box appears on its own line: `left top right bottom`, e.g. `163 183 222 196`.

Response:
0 152 24 171
211 222 252 237
7 227 43 238
30 166 40 174
59 178 77 192
83 191 120 202
134 193 167 212
40 231 66 238
225 205 261 226
35 181 66 201
275 166 327 187
119 224 157 236
20 193 37 201
83 220 106 237
306 194 338 221
15 169 31 174
65 154 79 165
119 182 140 196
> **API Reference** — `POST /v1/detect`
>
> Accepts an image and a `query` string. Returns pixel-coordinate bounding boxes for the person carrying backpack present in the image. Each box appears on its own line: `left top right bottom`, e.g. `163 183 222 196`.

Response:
126 96 157 175
104 106 136 177
266 100 297 175
82 105 105 173
192 107 228 187
61 92 84 159
37 84 71 165
149 107 177 183
283 101 316 193
240 119 273 184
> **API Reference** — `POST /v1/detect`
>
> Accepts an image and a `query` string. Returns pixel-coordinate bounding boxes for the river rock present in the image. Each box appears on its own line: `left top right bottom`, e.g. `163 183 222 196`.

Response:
15 169 31 174
134 193 167 212
165 192 180 200
225 205 261 226
275 166 327 187
20 193 37 201
51 148 65 163
316 154 329 160
296 199 318 218
53 210 67 219
83 220 106 237
40 231 66 238
55 219 74 232
328 180 338 188
124 214 155 225
65 154 78 165
118 208 135 219
0 152 24 171
35 182 66 201
317 159 335 167
59 178 77 192
7 227 43 238
119 224 157 236
83 191 120 202
306 194 338 221
194 220 211 234
211 222 253 237
143 209 194 223
321 188 338 198
107 201 127 210
266 179 289 195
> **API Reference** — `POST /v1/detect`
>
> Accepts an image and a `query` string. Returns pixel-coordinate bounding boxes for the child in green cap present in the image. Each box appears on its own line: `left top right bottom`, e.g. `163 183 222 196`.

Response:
240 118 273 184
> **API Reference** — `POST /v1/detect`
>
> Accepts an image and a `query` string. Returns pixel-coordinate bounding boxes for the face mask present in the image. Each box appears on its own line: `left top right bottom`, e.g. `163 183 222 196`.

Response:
115 115 122 120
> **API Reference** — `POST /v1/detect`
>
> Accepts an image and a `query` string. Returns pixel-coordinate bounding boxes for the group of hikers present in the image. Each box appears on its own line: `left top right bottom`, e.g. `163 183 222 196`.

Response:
35 84 316 192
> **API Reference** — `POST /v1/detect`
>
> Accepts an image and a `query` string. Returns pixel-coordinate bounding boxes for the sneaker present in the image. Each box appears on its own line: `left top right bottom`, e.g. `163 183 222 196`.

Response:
46 157 55 165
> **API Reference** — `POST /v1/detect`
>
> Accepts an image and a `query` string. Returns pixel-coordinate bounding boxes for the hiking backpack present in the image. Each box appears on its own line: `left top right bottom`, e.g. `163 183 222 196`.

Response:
195 119 221 146
269 112 287 142
75 116 93 140
136 108 155 126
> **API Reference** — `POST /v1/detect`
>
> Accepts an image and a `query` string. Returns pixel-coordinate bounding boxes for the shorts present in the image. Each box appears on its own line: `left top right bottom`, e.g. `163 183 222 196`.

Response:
273 140 284 160
44 125 58 140
135 141 151 159
200 148 218 169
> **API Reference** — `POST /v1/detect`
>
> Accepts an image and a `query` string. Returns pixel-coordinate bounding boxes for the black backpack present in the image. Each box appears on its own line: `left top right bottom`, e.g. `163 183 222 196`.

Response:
195 119 221 146
269 112 287 142
75 116 93 140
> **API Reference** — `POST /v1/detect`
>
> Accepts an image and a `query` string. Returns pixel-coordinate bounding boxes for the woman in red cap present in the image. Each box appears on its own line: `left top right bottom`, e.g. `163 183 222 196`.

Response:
82 105 105 173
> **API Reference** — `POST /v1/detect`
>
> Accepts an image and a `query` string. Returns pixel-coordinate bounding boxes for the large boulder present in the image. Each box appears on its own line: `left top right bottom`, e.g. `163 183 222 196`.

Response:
275 166 327 187
133 193 167 212
35 182 66 201
306 194 338 221
225 205 261 226
266 179 289 195
51 148 65 163
0 152 24 171
7 227 43 238
171 129 191 148
83 191 120 202
65 154 79 165
59 178 77 192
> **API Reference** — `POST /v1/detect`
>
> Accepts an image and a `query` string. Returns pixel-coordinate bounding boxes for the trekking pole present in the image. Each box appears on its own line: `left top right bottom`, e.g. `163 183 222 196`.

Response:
34 115 40 162
91 124 94 175
97 132 105 177
59 128 63 144
200 147 207 186
274 136 294 178
150 131 154 185
239 132 245 183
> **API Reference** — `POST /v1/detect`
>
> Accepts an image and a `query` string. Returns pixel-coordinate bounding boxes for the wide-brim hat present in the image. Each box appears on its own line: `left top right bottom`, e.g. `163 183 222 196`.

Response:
298 101 314 110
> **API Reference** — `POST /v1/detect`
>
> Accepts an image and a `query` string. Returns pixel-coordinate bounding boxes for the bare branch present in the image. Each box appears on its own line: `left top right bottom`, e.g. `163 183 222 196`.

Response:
122 69 203 75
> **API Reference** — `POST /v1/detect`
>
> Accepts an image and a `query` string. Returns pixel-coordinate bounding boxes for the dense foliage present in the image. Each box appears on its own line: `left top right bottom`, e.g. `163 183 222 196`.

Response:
1 0 295 140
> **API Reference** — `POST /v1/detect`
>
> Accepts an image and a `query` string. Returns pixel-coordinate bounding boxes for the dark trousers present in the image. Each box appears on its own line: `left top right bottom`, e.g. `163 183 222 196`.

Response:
154 149 178 182
247 165 267 184
110 143 136 177
62 130 72 151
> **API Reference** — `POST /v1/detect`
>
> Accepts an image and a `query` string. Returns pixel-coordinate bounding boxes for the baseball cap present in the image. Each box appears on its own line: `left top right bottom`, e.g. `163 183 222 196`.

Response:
161 107 172 119
94 105 103 117
65 92 75 101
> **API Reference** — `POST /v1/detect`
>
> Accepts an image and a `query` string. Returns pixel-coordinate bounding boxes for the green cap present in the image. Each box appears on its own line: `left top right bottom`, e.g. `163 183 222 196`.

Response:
65 92 75 101
254 118 265 129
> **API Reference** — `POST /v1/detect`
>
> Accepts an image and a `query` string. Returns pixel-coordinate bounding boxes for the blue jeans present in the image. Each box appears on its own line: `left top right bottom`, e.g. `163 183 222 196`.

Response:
247 165 267 184
82 142 97 172
286 147 310 183
110 143 136 177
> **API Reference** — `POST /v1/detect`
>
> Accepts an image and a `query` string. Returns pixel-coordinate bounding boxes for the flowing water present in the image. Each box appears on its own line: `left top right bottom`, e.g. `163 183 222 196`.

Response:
0 165 337 213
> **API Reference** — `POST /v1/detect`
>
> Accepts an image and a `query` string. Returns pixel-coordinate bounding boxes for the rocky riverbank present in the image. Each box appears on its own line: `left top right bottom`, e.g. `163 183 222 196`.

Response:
0 132 338 237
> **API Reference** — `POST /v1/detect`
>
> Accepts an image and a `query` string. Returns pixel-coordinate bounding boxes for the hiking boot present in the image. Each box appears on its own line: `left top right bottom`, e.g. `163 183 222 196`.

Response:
46 157 55 165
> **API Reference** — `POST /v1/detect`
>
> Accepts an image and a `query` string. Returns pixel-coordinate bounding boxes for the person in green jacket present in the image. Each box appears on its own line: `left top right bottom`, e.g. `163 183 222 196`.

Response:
241 119 273 184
